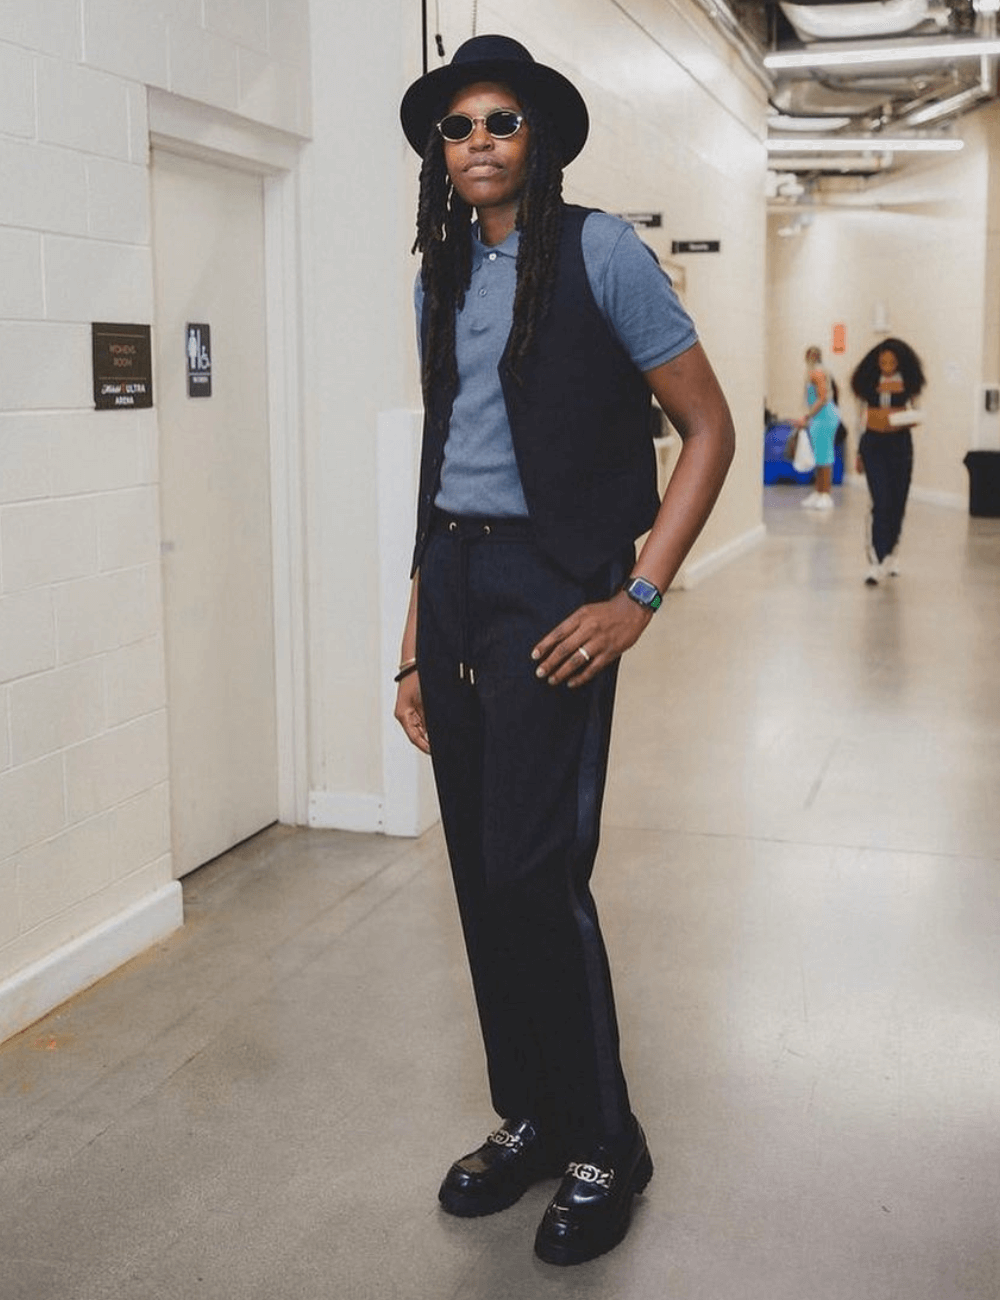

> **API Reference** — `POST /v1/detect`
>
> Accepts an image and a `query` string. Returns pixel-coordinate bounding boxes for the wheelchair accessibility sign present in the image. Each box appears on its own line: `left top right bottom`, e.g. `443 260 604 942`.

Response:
186 323 212 398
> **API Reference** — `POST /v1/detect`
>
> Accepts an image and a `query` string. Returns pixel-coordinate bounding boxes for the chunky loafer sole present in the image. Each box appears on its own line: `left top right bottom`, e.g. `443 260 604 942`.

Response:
438 1120 566 1219
534 1133 653 1266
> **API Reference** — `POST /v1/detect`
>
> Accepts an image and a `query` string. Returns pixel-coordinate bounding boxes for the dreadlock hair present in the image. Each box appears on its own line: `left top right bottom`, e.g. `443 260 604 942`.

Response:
411 89 565 402
850 337 926 406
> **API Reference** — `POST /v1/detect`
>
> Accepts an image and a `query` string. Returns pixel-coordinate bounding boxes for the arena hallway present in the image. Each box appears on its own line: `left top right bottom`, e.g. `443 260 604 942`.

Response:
1 481 998 1300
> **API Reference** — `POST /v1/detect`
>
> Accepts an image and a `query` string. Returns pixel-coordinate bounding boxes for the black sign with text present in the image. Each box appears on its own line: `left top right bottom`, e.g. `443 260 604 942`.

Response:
186 323 212 398
92 323 153 409
671 240 721 254
615 212 663 228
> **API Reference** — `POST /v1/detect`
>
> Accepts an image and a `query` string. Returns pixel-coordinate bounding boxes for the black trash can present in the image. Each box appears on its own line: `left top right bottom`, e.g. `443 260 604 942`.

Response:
963 451 1000 517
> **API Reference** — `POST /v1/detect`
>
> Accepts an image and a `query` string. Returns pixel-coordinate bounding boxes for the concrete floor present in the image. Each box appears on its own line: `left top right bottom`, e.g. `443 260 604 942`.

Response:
2 482 999 1299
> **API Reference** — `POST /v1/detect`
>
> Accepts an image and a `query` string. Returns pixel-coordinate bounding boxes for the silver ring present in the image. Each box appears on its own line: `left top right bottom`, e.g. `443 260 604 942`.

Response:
577 646 591 663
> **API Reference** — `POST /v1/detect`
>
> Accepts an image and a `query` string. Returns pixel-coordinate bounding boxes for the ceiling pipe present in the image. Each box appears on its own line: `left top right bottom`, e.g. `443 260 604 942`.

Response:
765 36 1000 70
871 12 998 130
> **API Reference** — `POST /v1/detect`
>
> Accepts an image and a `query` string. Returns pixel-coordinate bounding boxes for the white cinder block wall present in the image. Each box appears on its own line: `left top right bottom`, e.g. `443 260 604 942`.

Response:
0 0 311 1043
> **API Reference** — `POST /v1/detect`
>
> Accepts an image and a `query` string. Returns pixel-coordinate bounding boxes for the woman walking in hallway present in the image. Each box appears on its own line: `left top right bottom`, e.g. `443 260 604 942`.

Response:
851 338 926 585
394 34 734 1267
795 345 840 510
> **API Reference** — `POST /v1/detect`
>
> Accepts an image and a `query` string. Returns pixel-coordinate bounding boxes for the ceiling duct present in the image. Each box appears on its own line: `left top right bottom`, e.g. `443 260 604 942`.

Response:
779 0 944 41
753 0 998 180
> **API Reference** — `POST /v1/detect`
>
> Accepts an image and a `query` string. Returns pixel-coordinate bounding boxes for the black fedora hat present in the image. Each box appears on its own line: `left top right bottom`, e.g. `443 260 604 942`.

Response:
400 34 589 165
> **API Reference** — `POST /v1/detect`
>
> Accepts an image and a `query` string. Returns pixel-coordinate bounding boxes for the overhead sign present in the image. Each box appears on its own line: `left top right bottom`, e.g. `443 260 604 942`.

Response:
92 323 153 409
186 323 212 398
671 240 721 254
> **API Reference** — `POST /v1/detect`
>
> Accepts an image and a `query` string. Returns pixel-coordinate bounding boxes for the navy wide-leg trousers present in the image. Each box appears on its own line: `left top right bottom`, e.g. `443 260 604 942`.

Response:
860 429 913 562
416 512 634 1152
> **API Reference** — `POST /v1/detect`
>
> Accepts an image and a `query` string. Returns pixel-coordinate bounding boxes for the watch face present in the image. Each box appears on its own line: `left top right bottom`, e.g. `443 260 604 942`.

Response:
629 578 658 604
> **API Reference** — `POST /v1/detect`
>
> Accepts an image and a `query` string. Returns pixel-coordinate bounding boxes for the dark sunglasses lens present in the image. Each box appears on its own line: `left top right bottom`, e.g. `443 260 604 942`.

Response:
438 114 473 141
485 110 521 137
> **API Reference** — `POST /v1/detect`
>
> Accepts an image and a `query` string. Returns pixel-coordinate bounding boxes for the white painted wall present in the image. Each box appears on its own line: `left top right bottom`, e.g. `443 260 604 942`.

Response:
297 0 423 832
0 0 311 1042
766 107 999 504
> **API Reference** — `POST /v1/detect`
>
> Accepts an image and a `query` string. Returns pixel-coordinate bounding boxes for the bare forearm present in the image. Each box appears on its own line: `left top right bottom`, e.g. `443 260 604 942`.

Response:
531 345 734 689
634 346 735 594
633 422 732 594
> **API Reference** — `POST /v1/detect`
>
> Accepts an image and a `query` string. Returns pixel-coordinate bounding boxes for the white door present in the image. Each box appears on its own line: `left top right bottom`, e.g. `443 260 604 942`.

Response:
151 149 279 877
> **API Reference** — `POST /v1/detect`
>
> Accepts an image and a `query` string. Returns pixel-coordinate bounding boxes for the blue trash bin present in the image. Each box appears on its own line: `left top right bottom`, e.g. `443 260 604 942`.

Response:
763 421 843 486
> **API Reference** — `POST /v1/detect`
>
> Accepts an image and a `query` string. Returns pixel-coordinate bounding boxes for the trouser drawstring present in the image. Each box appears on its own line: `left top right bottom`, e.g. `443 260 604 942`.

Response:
434 511 532 688
457 525 475 686
449 519 491 686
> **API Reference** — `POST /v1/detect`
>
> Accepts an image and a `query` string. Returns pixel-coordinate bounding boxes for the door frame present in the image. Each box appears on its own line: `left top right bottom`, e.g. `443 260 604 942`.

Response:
148 90 309 828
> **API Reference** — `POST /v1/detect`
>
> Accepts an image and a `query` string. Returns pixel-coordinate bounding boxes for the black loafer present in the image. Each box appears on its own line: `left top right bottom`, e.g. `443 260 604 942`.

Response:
438 1119 566 1218
534 1122 653 1265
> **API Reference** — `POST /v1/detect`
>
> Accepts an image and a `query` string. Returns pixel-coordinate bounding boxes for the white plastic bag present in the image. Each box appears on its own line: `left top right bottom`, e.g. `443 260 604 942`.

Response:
793 426 816 473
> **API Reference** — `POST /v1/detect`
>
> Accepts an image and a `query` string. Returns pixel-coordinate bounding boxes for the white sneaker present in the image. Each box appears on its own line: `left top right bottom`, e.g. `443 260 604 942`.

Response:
813 493 834 510
886 553 900 576
864 562 881 586
801 491 820 509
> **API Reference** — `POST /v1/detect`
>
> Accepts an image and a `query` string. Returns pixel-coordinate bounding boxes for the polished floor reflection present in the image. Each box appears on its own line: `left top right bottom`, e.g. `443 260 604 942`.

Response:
1 483 998 1299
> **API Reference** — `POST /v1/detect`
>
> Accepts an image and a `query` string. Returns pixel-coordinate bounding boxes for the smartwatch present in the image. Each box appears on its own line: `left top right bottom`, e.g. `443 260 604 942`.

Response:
623 576 662 612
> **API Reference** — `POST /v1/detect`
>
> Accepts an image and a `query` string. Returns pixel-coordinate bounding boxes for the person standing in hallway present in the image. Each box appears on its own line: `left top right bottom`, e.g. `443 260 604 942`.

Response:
794 345 840 510
851 338 926 585
394 35 734 1267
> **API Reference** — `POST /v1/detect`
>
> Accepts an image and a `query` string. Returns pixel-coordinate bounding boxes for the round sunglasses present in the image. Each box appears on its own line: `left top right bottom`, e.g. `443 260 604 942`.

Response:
436 110 525 143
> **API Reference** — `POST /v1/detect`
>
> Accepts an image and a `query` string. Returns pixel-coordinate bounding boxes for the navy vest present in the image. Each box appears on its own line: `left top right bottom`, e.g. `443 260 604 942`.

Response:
413 204 659 581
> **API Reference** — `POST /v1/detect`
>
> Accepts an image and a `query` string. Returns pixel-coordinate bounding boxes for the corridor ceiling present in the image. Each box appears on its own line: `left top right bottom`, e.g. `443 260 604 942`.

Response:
725 0 999 183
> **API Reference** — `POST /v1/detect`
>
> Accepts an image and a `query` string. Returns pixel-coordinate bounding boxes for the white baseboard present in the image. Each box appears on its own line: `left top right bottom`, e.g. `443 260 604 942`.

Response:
678 522 767 590
0 882 183 1046
909 485 966 510
307 790 384 832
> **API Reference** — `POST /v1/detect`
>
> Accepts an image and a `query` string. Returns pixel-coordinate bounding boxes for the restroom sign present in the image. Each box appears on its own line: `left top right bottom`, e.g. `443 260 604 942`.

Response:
186 323 212 397
92 322 153 409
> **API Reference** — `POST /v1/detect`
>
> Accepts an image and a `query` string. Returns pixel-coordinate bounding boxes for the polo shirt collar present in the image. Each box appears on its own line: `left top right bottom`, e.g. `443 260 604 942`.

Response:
471 223 520 271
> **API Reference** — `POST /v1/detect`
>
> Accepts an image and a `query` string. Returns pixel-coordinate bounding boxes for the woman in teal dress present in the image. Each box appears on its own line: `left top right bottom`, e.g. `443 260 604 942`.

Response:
794 345 840 510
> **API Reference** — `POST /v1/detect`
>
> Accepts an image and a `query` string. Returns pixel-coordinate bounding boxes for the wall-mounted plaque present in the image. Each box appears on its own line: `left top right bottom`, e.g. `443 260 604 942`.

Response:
92 323 153 409
614 212 663 228
186 323 212 398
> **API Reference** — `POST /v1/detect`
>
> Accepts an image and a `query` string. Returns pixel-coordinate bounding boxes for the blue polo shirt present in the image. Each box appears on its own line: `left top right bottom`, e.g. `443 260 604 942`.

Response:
415 211 697 518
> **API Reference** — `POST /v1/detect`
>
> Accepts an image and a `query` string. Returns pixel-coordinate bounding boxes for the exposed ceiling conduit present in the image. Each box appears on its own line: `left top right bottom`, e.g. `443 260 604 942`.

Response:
759 0 998 184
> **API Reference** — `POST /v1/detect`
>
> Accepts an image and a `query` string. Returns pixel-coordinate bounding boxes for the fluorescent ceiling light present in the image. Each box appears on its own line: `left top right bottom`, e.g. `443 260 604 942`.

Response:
765 37 1000 69
767 135 964 152
768 114 852 131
